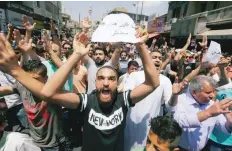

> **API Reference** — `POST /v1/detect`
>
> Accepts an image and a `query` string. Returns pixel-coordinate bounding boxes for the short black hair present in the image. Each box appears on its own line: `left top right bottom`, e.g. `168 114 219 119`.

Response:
94 47 107 56
150 116 182 150
128 60 139 69
120 51 127 56
62 42 72 49
96 65 118 79
23 60 47 77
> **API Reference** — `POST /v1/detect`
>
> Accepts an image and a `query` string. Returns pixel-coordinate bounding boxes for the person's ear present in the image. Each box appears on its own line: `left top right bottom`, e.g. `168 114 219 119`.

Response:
172 148 180 151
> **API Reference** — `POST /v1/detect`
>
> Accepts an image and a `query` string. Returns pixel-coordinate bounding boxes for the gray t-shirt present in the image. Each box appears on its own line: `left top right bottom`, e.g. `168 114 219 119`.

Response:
15 82 65 148
85 58 113 94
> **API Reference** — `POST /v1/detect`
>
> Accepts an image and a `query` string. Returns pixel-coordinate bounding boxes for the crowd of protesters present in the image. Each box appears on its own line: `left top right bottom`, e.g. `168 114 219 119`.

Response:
0 14 231 151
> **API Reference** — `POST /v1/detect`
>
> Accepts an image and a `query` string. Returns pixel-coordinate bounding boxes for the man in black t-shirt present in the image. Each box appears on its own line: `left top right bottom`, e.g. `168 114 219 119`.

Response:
0 32 160 151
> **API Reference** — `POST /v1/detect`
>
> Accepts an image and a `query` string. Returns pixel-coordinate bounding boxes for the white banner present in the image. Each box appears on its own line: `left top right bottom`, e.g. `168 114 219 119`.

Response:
92 13 139 43
204 41 221 64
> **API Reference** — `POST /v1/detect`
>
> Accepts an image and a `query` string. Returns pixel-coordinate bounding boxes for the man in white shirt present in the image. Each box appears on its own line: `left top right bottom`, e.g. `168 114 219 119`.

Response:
118 60 139 92
168 75 232 151
124 50 172 151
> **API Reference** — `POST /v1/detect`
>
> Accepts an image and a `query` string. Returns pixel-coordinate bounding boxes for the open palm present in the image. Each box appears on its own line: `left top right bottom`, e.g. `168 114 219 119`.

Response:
22 15 36 31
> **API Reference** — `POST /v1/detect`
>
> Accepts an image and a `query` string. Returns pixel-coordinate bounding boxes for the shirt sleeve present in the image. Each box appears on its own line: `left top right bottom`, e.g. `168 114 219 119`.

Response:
77 93 88 112
122 90 135 109
173 103 202 128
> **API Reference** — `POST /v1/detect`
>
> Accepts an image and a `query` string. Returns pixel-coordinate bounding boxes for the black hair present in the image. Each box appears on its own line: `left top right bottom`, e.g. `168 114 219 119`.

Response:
150 116 182 150
96 65 118 79
62 42 72 49
94 47 108 56
150 49 162 55
0 98 7 126
22 60 47 77
128 60 139 69
120 51 127 56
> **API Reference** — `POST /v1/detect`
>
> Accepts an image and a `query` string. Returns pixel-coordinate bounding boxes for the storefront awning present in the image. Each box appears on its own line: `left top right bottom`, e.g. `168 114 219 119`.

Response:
198 29 232 36
149 33 159 38
197 29 232 39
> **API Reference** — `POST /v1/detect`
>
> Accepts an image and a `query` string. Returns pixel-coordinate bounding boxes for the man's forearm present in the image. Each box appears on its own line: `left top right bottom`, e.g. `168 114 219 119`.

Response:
25 31 31 43
184 64 201 81
9 68 45 98
110 47 121 67
168 94 178 106
161 58 170 70
197 110 211 122
135 44 160 88
41 53 82 97
49 52 63 68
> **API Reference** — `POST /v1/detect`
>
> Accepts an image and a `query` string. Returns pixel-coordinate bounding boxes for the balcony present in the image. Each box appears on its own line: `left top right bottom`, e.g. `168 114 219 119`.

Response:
206 5 232 28
170 5 232 37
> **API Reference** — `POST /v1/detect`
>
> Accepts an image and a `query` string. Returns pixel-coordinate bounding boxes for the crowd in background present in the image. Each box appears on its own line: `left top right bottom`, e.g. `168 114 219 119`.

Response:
0 14 231 151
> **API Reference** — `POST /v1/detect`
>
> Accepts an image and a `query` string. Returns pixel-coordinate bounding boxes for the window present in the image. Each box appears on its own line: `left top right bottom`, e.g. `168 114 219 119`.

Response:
45 2 53 13
172 7 181 18
36 1 40 8
183 3 188 17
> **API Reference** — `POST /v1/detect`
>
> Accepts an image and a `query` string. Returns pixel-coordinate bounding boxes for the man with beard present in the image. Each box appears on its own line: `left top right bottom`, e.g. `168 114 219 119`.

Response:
123 50 172 151
0 32 160 151
82 46 121 94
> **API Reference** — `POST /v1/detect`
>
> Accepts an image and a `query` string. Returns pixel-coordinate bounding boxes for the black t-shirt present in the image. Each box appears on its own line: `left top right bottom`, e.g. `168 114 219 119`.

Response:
77 90 134 151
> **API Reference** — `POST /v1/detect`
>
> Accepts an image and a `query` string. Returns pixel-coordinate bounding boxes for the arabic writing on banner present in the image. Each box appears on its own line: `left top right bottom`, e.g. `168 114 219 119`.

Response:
91 13 139 43
204 41 221 64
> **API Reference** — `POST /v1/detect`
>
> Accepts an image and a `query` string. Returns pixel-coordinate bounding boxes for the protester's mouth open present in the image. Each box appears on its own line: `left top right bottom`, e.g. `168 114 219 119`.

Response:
101 90 111 99
154 63 160 68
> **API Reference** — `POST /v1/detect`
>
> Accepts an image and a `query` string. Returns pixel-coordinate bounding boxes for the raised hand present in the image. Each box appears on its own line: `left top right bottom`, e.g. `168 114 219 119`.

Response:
6 24 14 43
172 77 188 95
206 98 232 117
82 17 91 33
13 29 32 53
42 34 52 53
186 33 191 45
22 15 36 31
198 35 207 49
0 33 19 73
73 33 90 56
50 16 56 33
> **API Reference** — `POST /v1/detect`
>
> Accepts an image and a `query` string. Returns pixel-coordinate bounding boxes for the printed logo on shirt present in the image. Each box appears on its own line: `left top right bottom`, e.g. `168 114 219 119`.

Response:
88 108 124 130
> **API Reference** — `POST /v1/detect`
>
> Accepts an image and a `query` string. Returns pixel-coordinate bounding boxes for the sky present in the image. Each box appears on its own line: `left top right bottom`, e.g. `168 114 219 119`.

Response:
62 1 169 22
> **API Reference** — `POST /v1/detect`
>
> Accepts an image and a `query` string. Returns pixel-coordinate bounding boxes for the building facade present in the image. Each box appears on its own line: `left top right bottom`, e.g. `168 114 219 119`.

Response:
165 1 232 53
0 1 62 36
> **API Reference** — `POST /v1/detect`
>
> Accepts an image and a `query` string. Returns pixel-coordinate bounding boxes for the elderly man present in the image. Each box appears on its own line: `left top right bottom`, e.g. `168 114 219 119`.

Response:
168 75 232 151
